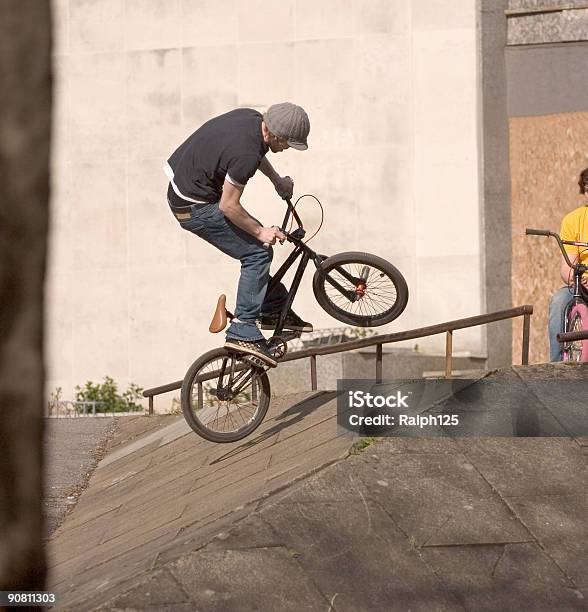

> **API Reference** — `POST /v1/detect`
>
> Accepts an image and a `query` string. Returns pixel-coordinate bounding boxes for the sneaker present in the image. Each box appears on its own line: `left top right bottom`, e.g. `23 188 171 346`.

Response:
224 338 277 367
260 311 313 332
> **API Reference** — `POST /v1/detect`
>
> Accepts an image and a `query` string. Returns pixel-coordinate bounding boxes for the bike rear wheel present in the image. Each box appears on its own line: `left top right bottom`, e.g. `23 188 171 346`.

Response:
563 303 588 362
181 348 271 443
312 251 408 326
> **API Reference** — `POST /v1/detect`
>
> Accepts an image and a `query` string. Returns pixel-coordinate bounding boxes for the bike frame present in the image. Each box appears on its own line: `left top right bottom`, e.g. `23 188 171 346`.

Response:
204 201 340 410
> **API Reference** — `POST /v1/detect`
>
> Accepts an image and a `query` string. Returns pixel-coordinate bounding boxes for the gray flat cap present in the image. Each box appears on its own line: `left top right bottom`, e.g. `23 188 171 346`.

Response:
264 102 310 150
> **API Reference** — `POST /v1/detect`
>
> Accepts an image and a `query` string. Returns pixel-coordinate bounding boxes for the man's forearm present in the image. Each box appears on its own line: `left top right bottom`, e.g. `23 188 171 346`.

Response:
258 156 279 184
221 201 263 238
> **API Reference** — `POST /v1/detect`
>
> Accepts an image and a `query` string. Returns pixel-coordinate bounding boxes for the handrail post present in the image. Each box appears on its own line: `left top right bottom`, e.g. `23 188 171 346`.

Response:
376 344 382 383
522 312 531 365
445 330 453 378
148 395 154 416
310 355 317 391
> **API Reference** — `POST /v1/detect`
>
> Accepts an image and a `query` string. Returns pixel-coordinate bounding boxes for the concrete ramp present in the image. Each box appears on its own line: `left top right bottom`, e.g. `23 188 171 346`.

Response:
48 391 350 610
48 366 588 611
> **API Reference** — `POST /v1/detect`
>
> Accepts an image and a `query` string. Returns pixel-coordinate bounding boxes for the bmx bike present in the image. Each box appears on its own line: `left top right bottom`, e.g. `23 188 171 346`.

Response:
182 195 409 443
526 227 588 361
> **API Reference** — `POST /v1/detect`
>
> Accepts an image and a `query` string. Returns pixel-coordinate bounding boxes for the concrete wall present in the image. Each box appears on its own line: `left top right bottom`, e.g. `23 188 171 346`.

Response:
479 0 513 369
47 0 482 405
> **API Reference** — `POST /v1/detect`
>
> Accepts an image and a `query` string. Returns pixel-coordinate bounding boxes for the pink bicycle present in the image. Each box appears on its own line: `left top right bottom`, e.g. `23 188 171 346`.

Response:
527 228 588 361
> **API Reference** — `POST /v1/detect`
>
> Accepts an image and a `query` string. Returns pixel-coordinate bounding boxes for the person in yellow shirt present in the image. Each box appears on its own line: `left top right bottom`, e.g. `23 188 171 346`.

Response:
548 167 588 361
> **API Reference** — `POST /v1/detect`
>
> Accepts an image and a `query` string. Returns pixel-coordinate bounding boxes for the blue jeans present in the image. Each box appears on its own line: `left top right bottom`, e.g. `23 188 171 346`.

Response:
548 286 574 362
172 199 289 341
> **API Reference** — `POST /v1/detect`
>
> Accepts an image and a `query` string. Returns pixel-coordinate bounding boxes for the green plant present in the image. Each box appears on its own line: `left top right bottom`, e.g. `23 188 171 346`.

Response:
349 436 377 454
75 376 144 413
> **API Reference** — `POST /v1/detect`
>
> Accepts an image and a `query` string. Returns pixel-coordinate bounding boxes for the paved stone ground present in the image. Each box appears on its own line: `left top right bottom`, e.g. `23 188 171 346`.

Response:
46 365 588 611
44 417 116 535
94 437 588 612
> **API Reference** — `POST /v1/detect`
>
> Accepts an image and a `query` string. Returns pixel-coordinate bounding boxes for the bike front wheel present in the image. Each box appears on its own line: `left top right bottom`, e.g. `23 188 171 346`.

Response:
563 303 588 362
181 348 271 443
312 251 408 327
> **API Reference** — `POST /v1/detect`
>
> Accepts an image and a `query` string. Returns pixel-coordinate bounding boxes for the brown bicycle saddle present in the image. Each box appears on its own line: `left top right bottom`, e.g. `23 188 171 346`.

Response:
209 294 228 333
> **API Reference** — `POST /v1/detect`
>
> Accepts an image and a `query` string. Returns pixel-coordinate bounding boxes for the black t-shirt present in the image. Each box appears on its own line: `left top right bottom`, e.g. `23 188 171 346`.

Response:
166 108 269 203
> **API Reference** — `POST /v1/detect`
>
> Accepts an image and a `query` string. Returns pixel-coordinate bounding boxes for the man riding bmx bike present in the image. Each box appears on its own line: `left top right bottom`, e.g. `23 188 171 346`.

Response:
164 102 312 368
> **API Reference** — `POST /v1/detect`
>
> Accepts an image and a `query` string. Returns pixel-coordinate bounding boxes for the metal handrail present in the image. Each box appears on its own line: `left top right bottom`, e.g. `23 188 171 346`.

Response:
143 305 533 414
557 329 588 342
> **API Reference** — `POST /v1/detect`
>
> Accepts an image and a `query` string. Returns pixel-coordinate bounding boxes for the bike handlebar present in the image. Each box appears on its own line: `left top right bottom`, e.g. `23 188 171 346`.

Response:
525 228 551 237
525 227 585 269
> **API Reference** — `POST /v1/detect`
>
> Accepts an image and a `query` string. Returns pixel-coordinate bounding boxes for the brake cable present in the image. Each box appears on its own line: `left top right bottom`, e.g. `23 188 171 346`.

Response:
286 194 324 244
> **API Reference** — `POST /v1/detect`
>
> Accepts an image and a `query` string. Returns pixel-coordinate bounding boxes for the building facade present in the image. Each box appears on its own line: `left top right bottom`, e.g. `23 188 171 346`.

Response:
48 1 499 403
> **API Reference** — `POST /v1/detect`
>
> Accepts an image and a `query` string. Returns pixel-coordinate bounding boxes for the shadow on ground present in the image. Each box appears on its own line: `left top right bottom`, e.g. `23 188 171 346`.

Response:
210 391 340 465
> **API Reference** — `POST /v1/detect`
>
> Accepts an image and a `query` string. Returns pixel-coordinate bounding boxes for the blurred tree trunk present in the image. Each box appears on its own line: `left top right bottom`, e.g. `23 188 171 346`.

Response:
0 0 51 593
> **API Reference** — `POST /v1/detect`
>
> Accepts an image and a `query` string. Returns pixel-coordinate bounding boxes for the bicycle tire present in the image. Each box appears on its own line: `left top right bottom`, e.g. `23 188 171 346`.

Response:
181 347 271 443
312 251 409 326
563 303 588 362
